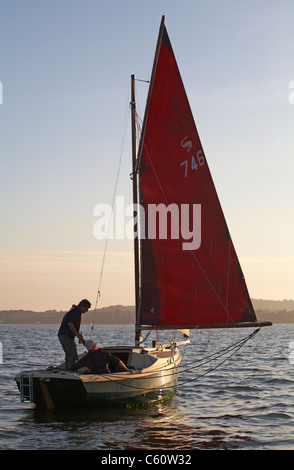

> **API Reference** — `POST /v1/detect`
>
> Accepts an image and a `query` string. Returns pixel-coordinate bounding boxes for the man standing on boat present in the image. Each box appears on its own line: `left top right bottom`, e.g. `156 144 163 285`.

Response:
58 299 91 369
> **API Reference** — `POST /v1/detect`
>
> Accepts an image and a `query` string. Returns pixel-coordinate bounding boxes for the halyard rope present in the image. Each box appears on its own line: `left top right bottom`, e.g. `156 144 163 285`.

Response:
91 92 131 330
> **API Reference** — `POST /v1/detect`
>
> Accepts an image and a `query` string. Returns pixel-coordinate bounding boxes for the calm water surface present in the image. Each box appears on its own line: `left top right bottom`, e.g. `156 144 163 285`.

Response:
0 323 294 450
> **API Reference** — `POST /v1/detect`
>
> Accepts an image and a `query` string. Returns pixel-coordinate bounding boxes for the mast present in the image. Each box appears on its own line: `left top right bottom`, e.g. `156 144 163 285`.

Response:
132 16 165 344
132 16 166 341
131 74 141 344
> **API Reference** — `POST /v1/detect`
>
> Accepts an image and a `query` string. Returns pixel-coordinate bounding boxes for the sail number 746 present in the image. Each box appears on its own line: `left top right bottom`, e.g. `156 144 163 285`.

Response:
180 150 205 177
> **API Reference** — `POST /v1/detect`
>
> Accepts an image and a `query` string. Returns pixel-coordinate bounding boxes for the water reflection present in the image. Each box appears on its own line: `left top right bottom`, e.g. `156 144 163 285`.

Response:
17 396 230 450
2 324 294 450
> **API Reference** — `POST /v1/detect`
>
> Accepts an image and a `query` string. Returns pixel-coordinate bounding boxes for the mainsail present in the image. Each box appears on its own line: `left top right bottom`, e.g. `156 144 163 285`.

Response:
135 17 268 330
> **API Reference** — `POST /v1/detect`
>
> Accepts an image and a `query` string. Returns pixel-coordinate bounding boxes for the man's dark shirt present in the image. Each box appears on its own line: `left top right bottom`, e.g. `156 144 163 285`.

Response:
58 306 81 339
71 349 120 374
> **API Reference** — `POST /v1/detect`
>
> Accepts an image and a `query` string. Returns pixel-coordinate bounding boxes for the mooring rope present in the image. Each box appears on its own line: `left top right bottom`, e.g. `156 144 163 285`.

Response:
90 328 260 392
178 327 260 387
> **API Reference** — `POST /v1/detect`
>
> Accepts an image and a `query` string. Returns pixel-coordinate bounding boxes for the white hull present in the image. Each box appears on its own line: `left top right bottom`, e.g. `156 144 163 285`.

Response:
15 345 182 409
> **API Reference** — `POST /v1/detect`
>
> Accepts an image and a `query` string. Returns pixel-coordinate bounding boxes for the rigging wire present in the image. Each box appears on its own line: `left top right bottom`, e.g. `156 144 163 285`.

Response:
178 327 259 386
91 90 131 330
177 328 257 371
92 78 145 330
88 328 260 392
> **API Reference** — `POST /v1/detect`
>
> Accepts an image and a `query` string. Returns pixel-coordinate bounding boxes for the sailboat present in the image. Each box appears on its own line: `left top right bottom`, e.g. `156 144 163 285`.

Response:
15 16 271 410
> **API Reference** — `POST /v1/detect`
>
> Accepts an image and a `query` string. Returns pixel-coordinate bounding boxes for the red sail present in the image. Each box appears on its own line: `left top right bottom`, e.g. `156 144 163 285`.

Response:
137 22 257 329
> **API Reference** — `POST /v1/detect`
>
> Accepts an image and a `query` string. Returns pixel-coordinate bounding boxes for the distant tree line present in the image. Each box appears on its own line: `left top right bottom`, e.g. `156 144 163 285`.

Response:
0 305 135 324
0 300 294 324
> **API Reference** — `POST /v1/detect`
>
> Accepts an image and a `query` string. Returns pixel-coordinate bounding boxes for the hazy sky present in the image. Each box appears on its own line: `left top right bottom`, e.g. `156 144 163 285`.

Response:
0 0 293 312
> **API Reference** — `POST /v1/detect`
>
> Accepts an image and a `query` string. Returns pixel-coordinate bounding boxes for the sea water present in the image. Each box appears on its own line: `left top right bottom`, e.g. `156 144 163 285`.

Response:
0 323 294 450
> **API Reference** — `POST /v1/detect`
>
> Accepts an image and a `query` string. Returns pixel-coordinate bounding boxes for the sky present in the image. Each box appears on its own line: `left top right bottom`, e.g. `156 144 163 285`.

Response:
0 0 293 312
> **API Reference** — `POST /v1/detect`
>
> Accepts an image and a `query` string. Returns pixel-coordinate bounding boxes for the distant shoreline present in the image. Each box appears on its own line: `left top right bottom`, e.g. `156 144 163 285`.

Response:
0 305 135 325
0 300 293 325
